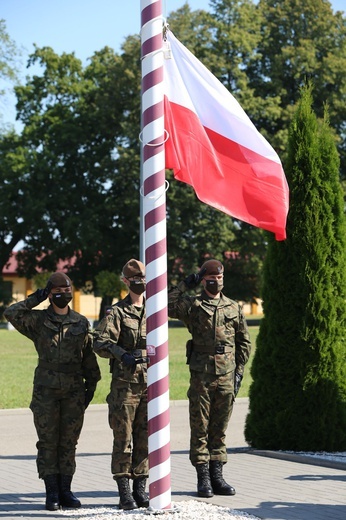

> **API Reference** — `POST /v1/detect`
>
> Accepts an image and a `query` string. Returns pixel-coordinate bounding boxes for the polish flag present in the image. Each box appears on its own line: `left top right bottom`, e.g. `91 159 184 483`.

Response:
163 31 289 240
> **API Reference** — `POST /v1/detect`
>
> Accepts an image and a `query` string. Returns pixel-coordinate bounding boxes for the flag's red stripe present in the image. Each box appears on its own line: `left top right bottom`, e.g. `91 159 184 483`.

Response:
165 98 288 240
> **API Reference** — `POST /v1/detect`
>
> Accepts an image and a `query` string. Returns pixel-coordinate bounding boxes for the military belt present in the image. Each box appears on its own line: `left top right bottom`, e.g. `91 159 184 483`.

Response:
193 344 233 354
38 360 82 374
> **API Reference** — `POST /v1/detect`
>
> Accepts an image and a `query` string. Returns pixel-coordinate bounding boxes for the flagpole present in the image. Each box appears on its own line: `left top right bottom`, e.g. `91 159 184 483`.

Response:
140 0 172 511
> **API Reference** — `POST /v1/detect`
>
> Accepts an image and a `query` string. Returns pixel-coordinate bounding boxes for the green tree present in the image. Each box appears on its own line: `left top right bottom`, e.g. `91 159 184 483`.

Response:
0 131 30 271
207 0 262 99
2 7 272 305
223 224 266 301
166 2 215 59
95 270 126 321
2 35 260 303
166 3 268 290
245 85 346 451
166 171 237 280
0 278 12 317
11 45 130 283
0 19 20 99
248 0 346 171
0 19 22 311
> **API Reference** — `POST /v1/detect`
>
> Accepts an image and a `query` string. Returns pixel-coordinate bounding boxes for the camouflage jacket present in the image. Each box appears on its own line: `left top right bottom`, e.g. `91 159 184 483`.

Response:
93 294 147 383
168 281 251 375
4 293 101 390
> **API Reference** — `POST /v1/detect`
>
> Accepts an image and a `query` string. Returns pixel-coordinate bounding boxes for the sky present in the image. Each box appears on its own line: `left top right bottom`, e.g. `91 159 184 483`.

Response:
2 1 212 68
1 0 345 123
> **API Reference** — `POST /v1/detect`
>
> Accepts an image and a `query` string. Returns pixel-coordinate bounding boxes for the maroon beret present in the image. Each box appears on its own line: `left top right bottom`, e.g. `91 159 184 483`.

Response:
48 272 72 288
122 259 145 278
200 259 224 276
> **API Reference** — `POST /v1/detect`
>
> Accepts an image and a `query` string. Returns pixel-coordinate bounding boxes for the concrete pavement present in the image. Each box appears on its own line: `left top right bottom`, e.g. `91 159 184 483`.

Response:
0 398 345 520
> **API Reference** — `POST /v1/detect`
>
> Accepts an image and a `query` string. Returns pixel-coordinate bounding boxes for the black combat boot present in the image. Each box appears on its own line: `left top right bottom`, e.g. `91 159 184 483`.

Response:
116 477 137 510
209 460 236 495
43 474 60 511
196 463 214 498
59 474 81 508
133 476 149 507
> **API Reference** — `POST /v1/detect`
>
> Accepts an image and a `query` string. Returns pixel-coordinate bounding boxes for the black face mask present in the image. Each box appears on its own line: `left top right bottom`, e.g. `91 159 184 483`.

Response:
51 293 72 308
129 281 146 295
205 280 223 295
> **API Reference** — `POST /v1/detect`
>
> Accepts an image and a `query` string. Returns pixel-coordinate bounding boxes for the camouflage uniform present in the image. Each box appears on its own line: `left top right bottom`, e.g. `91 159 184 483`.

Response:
4 293 101 479
168 281 251 466
93 294 148 480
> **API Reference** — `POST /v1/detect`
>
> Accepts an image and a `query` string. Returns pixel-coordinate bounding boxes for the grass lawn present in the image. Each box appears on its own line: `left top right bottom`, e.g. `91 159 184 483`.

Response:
0 325 258 409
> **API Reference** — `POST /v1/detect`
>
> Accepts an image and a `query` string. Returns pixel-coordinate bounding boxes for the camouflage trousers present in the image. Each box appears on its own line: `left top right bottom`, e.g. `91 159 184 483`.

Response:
30 384 85 479
107 380 148 479
187 370 234 466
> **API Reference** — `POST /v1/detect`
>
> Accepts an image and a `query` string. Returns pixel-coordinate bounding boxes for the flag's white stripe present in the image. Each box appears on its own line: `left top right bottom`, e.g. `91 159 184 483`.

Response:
164 31 280 163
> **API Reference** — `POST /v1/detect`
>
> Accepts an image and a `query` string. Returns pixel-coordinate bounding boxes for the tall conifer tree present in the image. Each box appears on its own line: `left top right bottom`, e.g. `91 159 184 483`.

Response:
245 85 346 451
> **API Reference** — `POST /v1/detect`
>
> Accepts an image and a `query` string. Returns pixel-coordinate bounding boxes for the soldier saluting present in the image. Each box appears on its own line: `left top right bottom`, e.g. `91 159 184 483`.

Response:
168 259 251 498
4 271 101 511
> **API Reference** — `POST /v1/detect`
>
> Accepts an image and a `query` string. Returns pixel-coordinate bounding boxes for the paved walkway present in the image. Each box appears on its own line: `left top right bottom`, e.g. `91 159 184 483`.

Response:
0 398 345 520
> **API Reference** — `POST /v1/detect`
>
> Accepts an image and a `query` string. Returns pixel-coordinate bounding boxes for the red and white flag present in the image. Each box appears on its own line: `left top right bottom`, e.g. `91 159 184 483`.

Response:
163 31 289 240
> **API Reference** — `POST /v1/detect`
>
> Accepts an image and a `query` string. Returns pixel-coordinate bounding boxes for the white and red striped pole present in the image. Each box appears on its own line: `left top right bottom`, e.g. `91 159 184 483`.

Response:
140 0 171 511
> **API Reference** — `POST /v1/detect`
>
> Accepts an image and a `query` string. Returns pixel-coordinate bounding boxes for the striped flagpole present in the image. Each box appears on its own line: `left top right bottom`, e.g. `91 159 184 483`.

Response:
140 0 172 511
